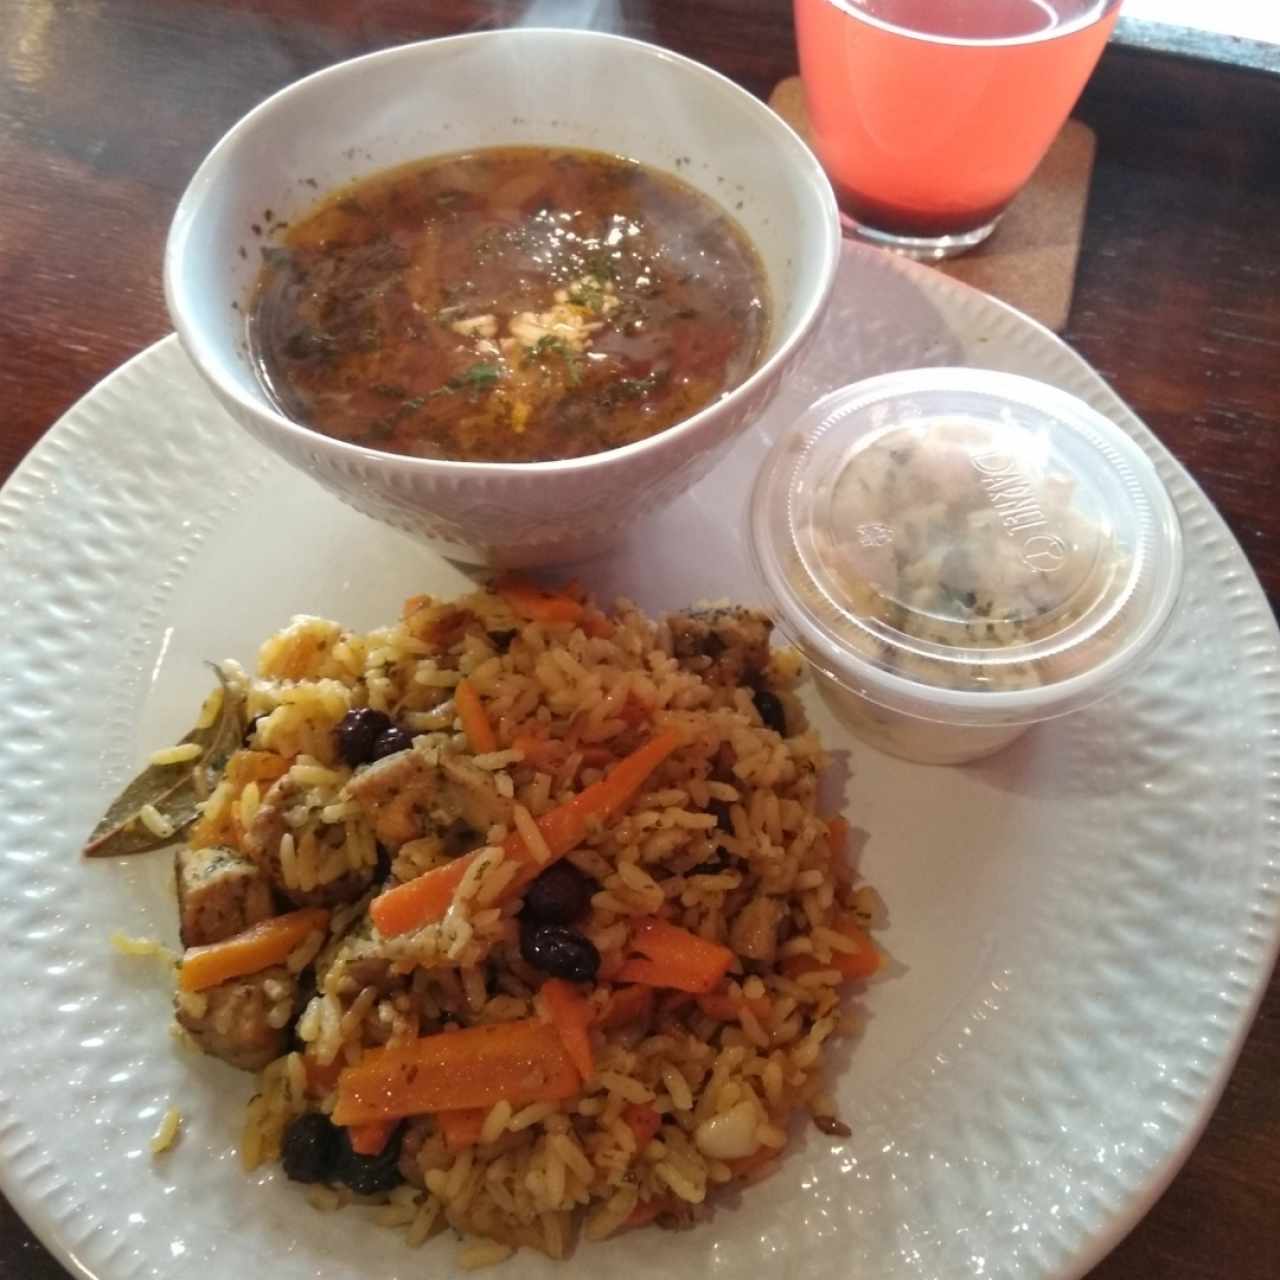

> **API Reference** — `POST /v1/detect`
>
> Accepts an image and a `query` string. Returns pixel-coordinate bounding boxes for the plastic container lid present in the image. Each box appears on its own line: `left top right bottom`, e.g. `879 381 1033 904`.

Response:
750 368 1184 727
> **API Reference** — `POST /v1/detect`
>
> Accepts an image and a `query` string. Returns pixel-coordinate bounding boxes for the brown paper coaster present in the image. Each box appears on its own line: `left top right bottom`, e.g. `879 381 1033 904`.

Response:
769 76 1096 332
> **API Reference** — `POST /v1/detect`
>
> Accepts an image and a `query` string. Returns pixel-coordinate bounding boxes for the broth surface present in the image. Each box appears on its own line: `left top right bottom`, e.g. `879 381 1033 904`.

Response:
249 146 768 462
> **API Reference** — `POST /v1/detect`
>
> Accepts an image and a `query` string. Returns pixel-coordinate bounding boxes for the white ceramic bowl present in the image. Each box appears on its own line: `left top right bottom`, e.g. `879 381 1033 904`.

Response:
164 28 840 566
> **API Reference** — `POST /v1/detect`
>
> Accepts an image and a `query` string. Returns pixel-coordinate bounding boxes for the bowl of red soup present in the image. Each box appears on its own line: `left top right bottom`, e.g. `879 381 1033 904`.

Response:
165 28 840 565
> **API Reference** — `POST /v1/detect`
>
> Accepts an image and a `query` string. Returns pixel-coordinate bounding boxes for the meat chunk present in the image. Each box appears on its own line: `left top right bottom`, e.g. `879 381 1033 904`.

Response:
175 966 298 1071
343 749 511 851
668 607 773 688
243 774 376 908
175 845 275 947
730 895 785 964
314 911 392 997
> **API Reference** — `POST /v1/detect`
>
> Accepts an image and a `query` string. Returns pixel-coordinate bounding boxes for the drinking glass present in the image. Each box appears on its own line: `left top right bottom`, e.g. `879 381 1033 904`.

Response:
794 0 1122 259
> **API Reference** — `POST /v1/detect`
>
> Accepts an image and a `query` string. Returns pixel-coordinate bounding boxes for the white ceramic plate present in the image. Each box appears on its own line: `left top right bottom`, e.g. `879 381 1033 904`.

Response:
0 244 1276 1280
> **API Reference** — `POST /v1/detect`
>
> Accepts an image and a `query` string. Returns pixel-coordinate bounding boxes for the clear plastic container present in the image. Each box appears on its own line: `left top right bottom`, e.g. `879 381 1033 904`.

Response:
749 368 1184 765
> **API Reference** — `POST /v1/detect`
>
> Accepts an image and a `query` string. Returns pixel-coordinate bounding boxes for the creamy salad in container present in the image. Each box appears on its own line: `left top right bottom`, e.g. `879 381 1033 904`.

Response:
750 368 1184 765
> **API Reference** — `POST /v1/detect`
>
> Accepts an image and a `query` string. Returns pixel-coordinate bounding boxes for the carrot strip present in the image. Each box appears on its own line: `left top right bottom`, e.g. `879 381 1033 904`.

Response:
370 729 684 937
539 978 594 1080
332 1019 580 1125
347 1119 397 1156
782 914 881 982
495 575 584 626
455 679 498 754
227 750 291 790
190 749 290 848
616 917 735 994
595 984 654 1029
178 907 329 992
623 1103 661 1150
370 851 477 937
507 727 684 893
437 1107 487 1153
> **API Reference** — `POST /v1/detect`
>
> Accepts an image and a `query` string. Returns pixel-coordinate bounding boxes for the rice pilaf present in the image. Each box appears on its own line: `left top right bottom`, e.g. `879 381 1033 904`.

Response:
157 582 887 1263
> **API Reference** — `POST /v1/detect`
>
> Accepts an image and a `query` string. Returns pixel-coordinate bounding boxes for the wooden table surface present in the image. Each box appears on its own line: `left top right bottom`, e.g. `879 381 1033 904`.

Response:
2 2 1277 1276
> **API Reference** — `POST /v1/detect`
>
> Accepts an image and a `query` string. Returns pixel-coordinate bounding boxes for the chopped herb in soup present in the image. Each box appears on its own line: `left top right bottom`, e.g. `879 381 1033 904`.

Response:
248 146 769 462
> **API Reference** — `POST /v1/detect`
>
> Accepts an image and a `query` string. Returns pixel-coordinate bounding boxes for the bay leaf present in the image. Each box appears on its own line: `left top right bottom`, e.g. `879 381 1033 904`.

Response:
83 664 247 857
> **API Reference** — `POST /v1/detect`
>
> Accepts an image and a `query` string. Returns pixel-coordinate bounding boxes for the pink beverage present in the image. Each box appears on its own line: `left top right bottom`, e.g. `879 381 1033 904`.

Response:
794 0 1120 249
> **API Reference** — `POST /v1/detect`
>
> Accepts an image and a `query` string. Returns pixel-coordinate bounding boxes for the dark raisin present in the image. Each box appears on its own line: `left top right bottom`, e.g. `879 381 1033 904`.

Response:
281 1112 340 1184
335 1122 405 1195
335 707 393 766
522 862 596 925
707 799 734 832
488 628 518 653
369 725 414 761
241 714 265 748
520 922 600 981
752 689 787 736
813 1114 853 1138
